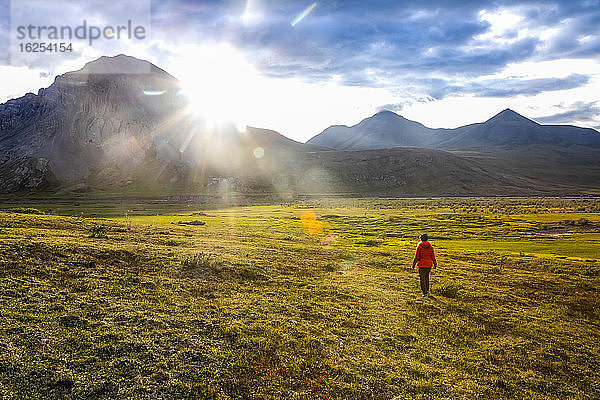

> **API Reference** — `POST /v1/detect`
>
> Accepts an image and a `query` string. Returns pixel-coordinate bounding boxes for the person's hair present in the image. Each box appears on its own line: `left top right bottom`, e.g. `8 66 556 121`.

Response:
420 234 428 242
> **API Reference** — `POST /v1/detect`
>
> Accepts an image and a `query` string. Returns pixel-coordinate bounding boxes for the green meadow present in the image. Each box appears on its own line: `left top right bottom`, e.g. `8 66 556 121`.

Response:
0 197 599 399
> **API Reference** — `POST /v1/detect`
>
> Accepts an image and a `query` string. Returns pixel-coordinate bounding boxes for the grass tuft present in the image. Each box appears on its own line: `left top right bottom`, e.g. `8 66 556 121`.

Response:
437 281 464 298
89 224 109 238
180 252 226 278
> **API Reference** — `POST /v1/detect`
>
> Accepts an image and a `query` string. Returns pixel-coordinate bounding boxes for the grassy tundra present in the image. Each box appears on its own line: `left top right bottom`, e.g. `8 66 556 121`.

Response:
0 198 599 399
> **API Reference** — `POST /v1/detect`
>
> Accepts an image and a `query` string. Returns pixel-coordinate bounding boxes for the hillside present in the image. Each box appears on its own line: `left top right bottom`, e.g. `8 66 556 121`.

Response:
0 55 327 194
0 55 182 181
436 109 600 150
291 147 555 196
1 56 597 196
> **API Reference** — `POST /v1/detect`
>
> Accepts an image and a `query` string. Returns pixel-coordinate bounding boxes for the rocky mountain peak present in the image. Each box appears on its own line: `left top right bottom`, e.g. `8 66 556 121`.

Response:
373 110 398 117
486 108 535 124
370 110 409 121
67 54 172 77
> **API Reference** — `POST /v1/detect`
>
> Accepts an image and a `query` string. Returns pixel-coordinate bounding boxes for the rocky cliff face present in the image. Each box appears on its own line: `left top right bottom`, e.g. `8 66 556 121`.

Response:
0 157 57 192
0 55 184 187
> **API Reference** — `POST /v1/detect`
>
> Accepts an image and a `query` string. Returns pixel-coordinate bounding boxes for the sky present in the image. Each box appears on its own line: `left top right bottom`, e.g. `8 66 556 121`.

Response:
1 0 599 142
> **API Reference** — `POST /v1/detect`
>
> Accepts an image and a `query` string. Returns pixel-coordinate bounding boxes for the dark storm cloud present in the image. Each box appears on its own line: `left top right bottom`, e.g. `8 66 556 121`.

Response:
233 3 495 79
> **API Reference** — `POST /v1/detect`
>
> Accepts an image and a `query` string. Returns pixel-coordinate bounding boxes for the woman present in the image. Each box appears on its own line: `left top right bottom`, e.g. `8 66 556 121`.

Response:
412 234 437 297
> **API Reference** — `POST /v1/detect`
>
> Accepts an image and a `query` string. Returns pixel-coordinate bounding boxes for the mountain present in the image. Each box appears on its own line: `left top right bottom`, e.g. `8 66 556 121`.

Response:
435 108 600 149
307 110 437 150
0 55 594 196
0 55 182 182
0 55 325 194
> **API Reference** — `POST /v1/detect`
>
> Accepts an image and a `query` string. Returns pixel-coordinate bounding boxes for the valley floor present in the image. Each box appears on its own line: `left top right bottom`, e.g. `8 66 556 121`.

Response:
0 198 599 399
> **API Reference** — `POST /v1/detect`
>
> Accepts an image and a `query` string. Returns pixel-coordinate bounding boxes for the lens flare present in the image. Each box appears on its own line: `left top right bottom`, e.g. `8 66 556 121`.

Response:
236 123 247 133
173 43 259 126
321 233 337 246
291 2 317 26
301 211 324 235
253 147 264 159
143 90 167 96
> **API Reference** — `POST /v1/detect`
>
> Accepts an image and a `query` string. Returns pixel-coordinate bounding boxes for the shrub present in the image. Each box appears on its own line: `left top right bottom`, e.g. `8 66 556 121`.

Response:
486 266 504 274
323 262 338 272
180 252 225 278
176 220 206 226
6 207 45 215
89 224 109 238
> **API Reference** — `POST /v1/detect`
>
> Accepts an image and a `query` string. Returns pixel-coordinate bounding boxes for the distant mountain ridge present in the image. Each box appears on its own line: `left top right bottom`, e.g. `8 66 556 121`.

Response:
306 108 600 190
307 108 600 150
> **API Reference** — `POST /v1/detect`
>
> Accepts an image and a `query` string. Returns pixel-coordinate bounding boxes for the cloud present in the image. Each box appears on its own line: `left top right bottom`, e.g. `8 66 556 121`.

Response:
146 0 597 103
534 101 600 128
3 0 598 87
362 71 591 105
474 74 591 97
6 0 592 101
419 73 592 98
0 1 9 65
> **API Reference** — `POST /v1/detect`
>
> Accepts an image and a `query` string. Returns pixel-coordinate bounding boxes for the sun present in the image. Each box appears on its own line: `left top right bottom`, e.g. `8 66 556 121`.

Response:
171 43 258 128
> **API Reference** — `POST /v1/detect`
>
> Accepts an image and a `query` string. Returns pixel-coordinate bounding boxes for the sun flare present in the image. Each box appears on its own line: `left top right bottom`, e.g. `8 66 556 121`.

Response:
172 43 258 128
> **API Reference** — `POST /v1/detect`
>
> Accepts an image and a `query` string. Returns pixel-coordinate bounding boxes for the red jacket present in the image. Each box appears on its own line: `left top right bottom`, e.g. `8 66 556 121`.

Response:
413 241 436 268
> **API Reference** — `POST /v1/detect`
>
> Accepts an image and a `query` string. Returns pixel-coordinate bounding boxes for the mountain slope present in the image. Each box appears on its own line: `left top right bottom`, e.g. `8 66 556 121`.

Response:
307 110 438 150
0 55 326 193
292 147 555 196
306 109 600 190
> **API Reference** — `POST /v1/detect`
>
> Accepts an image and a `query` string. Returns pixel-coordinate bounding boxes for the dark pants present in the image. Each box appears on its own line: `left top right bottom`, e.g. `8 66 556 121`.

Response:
418 267 431 294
